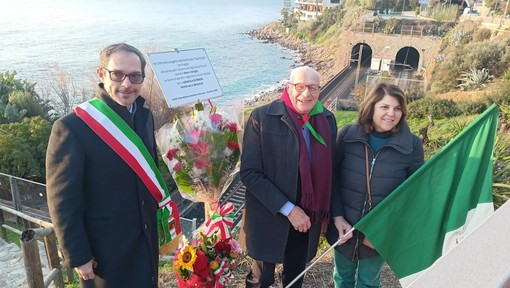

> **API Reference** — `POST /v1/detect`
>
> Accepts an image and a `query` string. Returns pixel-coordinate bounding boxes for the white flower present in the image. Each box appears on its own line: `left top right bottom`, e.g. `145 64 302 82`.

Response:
222 147 233 157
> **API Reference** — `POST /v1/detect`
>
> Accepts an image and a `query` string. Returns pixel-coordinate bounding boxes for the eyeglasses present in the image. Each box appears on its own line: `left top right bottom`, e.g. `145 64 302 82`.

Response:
102 67 145 84
289 83 321 94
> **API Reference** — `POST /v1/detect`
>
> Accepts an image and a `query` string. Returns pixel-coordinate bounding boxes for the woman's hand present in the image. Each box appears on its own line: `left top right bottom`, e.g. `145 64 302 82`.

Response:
333 216 353 245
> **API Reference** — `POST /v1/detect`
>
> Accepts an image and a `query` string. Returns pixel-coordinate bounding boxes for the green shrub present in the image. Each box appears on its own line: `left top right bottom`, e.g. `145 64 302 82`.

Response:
457 67 494 90
503 68 510 82
383 18 402 34
404 87 426 103
472 28 492 42
484 81 510 106
430 4 458 21
456 100 488 115
431 39 508 93
408 98 461 119
492 133 510 208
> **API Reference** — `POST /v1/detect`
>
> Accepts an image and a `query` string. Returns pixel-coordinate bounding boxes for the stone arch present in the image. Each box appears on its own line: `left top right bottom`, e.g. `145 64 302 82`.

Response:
395 46 420 70
350 42 373 67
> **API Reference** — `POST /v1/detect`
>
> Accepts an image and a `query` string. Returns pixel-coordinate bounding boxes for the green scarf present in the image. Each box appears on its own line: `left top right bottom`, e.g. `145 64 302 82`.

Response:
281 87 326 146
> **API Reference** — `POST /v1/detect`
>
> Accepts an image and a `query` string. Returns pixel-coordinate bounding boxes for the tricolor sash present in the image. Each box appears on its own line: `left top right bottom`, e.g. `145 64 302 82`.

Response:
74 98 182 247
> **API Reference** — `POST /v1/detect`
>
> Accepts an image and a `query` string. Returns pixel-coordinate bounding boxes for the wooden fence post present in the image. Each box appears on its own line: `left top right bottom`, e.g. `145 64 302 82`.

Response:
44 231 65 287
20 229 44 288
21 227 65 288
0 211 7 240
64 261 74 284
9 177 23 225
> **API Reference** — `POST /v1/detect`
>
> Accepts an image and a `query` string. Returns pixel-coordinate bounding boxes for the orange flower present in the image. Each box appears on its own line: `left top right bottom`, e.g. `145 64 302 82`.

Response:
209 260 219 270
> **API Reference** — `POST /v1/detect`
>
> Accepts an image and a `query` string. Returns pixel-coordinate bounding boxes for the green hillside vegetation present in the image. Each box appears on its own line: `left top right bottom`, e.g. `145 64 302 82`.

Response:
1 3 510 204
1 5 510 287
279 3 510 206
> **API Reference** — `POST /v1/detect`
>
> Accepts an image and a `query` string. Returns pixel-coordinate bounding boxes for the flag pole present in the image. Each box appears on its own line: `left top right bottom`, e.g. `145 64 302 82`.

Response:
285 227 355 288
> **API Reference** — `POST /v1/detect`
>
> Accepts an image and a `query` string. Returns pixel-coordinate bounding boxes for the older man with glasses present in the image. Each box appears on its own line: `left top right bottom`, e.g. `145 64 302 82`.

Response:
239 66 342 287
46 43 168 288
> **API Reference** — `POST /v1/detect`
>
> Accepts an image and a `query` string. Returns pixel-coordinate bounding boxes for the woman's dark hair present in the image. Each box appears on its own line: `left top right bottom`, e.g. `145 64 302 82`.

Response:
357 83 407 134
99 43 146 75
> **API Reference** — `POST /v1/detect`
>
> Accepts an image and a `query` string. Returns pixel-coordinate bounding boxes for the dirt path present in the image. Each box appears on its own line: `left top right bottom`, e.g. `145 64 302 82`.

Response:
159 246 402 287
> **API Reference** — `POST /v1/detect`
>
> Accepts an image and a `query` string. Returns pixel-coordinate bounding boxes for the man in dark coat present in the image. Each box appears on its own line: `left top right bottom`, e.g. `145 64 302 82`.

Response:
239 66 342 288
46 43 162 288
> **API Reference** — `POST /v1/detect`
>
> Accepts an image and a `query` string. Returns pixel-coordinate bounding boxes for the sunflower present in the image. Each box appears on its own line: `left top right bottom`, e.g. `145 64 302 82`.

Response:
176 245 198 270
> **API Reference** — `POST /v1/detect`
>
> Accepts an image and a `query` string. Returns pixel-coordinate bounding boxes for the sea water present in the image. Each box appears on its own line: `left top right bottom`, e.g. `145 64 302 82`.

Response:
0 0 297 104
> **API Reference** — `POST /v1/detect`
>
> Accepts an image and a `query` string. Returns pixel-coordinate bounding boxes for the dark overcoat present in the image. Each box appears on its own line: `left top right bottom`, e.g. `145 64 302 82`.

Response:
327 123 424 260
46 85 159 287
238 99 337 263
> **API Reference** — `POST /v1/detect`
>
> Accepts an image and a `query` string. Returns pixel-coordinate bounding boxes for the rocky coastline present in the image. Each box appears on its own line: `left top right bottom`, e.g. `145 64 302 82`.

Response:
244 22 341 108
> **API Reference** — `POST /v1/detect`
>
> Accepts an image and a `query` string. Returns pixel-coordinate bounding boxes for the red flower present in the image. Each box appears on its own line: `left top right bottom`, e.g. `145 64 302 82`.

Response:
166 148 179 160
195 158 208 169
225 122 238 132
227 141 240 150
214 239 232 254
173 162 182 172
210 113 223 125
190 141 209 155
177 272 213 288
193 250 210 279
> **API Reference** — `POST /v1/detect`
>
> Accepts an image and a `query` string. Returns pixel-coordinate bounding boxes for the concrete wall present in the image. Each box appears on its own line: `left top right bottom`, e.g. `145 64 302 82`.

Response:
409 200 510 288
337 31 442 75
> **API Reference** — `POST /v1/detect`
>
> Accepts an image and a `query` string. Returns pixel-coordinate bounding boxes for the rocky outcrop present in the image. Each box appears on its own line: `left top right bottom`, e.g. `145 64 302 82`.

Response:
244 22 341 107
248 22 338 82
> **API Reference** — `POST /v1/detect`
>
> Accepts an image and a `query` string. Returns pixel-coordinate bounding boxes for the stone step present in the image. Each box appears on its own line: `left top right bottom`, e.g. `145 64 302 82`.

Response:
0 239 52 288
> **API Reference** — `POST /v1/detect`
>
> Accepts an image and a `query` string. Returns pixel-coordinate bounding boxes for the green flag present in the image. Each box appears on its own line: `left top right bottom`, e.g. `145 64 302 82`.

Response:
354 104 499 287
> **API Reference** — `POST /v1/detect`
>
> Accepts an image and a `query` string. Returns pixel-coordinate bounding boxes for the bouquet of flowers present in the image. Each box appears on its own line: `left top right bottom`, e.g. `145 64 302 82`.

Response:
174 203 241 288
156 101 242 204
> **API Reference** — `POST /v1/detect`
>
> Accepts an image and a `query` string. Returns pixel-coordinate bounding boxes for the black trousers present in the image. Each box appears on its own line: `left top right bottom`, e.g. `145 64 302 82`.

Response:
246 227 309 288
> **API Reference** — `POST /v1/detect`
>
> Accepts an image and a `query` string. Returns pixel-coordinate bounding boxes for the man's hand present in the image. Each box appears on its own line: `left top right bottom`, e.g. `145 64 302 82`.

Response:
75 259 95 281
287 206 311 233
333 216 353 245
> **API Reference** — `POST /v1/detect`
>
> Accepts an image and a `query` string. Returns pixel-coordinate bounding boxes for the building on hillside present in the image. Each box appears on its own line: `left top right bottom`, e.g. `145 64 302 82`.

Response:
294 0 342 21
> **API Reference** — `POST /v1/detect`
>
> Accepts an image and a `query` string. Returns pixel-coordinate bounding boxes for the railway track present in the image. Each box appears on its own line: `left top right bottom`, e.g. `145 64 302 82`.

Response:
178 173 246 234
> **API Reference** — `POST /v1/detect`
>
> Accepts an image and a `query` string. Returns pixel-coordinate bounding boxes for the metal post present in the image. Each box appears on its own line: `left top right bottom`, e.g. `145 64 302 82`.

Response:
191 218 197 233
501 0 510 26
355 44 364 88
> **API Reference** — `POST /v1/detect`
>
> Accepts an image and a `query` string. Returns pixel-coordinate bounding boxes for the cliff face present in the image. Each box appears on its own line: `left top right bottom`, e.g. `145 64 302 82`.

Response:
248 22 342 87
242 22 345 108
